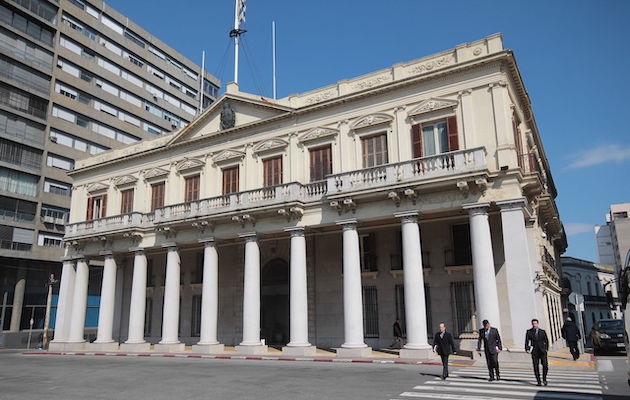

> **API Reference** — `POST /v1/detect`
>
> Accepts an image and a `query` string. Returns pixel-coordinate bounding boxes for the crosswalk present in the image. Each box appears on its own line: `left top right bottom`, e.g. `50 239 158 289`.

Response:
391 366 603 400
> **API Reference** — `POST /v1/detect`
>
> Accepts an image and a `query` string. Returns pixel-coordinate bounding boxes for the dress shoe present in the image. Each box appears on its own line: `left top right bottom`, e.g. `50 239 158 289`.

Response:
543 381 547 386
488 377 494 382
536 382 542 386
441 376 446 380
496 373 500 380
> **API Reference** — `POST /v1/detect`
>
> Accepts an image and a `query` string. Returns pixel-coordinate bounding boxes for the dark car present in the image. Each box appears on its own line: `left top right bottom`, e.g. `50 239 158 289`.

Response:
591 319 626 355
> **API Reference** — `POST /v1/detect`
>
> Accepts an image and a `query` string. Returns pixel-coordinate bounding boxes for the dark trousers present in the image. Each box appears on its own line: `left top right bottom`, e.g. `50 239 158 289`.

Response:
567 340 579 360
531 351 548 383
484 350 500 378
440 354 449 377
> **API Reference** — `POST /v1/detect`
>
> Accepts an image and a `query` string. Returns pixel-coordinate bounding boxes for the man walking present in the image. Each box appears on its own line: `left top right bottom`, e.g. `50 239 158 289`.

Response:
525 318 549 386
476 319 502 381
433 322 456 379
561 314 581 360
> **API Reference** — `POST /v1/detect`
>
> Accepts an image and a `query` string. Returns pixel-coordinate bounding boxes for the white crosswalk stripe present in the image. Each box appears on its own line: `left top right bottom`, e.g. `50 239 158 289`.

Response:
390 367 603 400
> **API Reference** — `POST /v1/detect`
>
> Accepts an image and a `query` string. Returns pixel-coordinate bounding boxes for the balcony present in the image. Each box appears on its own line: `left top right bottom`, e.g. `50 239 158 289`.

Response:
65 147 487 240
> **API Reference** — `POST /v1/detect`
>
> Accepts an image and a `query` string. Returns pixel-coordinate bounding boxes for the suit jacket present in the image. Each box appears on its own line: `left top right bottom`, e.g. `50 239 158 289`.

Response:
477 327 502 354
525 327 549 355
433 331 455 356
561 321 581 342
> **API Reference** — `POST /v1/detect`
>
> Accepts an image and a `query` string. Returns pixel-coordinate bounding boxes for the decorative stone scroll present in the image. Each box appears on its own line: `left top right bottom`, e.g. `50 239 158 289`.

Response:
408 98 459 116
252 138 288 154
85 182 109 193
351 113 393 130
212 149 245 164
298 127 339 144
175 158 205 173
143 167 169 180
111 175 138 187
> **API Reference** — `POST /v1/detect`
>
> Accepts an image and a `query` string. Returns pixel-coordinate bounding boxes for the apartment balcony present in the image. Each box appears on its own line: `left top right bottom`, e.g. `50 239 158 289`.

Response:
65 147 487 241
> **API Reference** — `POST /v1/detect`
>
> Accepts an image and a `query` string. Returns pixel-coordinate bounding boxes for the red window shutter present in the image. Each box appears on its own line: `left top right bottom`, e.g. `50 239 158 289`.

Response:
86 197 94 220
447 116 459 151
101 194 107 218
411 124 422 158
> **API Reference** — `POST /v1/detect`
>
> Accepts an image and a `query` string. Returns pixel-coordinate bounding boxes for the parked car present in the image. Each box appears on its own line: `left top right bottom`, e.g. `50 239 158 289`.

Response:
591 319 626 355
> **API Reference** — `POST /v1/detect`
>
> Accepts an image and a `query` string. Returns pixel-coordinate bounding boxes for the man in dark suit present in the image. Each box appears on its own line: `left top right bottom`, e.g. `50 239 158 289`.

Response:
525 318 549 386
561 314 581 360
433 322 456 379
476 319 502 381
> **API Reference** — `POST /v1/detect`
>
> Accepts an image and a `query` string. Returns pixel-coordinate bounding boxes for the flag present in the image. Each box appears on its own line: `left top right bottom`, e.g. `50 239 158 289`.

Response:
238 0 247 24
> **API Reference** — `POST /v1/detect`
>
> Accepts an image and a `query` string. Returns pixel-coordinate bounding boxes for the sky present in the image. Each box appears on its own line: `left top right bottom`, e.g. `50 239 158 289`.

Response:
105 0 630 262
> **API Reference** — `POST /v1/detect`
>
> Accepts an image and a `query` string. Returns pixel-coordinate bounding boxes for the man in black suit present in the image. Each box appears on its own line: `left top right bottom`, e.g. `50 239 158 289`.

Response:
525 318 549 386
561 314 581 360
476 319 502 381
432 322 456 379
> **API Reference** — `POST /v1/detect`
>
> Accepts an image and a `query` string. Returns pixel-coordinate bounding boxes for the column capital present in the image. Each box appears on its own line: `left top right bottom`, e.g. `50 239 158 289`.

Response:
336 218 357 230
284 226 306 237
161 242 178 249
129 247 145 254
99 250 114 257
462 202 491 215
238 232 258 242
496 197 527 211
199 237 216 245
61 256 75 263
394 211 420 223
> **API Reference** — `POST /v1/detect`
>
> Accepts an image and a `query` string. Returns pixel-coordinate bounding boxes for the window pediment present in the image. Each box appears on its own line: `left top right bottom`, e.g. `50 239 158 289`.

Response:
299 127 339 144
86 182 109 194
175 158 205 173
213 149 245 164
351 113 393 130
143 167 169 180
253 139 288 154
112 175 138 187
409 98 458 116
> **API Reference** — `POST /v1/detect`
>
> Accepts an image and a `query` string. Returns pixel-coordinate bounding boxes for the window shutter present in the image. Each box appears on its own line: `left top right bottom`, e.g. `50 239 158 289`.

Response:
101 194 107 218
447 116 459 151
86 197 94 220
411 124 422 158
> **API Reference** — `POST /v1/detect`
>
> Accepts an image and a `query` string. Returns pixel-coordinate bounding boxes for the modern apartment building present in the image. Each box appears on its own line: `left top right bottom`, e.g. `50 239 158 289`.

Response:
53 34 567 358
0 0 219 346
595 203 630 276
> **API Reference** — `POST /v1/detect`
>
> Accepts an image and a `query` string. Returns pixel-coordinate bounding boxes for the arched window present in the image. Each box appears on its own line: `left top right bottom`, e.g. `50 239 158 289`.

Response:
586 281 592 295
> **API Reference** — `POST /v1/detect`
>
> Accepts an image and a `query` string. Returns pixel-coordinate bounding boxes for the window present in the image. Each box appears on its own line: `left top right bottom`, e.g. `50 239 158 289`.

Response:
361 133 388 167
38 232 64 248
450 281 476 335
0 169 38 197
450 223 472 266
120 188 134 214
144 297 152 336
411 116 458 157
150 182 165 211
263 156 282 187
360 233 377 272
309 145 332 182
184 175 200 202
86 194 107 220
44 179 71 197
395 284 406 336
191 295 201 337
363 286 379 338
46 154 74 171
222 166 239 195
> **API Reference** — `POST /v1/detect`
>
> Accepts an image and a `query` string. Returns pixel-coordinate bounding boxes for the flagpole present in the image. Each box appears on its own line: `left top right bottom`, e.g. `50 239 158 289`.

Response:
232 0 240 84
272 21 277 99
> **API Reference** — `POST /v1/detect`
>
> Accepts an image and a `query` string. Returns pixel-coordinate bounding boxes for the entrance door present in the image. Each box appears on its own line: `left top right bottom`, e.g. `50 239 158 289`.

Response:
261 258 289 346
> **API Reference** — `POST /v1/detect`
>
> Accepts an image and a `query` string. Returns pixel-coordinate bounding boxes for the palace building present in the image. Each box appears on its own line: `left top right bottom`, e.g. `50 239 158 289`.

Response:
51 34 566 358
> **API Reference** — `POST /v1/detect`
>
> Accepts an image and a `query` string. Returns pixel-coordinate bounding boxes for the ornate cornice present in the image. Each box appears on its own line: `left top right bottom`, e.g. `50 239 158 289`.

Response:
408 98 459 117
111 175 138 187
252 138 288 154
86 182 109 193
175 158 205 173
351 113 393 130
143 167 169 180
212 149 245 164
298 127 339 144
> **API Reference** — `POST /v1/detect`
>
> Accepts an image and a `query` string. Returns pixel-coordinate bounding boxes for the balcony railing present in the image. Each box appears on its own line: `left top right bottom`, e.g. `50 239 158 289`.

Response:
65 148 487 239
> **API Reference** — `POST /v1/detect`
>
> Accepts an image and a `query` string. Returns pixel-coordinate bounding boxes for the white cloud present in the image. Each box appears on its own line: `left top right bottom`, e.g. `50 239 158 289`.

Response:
564 223 594 236
567 144 630 169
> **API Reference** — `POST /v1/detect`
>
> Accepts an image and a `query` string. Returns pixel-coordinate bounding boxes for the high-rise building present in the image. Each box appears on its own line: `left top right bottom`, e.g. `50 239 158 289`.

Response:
595 203 630 275
0 0 219 345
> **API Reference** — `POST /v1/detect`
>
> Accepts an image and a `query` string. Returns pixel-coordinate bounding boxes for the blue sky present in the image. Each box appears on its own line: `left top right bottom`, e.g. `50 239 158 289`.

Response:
106 0 630 262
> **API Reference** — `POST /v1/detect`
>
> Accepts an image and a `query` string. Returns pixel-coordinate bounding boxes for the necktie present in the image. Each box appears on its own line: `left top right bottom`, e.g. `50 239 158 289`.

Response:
440 332 444 339
485 329 489 338
535 328 539 337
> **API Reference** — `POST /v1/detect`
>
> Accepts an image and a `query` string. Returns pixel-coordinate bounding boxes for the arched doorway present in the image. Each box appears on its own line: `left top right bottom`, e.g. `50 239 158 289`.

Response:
261 258 289 346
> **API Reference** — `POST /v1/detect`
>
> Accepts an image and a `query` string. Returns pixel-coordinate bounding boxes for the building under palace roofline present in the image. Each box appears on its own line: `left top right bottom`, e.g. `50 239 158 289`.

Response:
51 33 567 358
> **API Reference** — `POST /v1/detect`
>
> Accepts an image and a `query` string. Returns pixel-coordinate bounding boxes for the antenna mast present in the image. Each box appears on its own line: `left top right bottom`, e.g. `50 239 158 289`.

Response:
230 0 247 84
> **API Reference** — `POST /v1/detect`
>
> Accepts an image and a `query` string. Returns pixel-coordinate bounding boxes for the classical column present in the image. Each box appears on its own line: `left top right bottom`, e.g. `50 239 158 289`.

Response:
67 257 89 348
396 212 432 359
155 244 185 352
282 227 315 356
236 233 267 354
336 219 371 358
463 203 502 332
9 266 26 332
49 259 76 350
121 248 150 352
497 198 535 350
92 252 119 350
192 239 224 353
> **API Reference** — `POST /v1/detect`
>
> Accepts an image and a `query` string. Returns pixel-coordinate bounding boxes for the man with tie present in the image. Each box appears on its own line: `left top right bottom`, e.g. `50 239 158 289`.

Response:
476 319 502 381
525 318 550 386
432 322 456 379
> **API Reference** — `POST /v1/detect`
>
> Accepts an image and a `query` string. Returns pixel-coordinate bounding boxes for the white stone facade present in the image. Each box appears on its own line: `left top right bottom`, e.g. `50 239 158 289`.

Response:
51 34 566 356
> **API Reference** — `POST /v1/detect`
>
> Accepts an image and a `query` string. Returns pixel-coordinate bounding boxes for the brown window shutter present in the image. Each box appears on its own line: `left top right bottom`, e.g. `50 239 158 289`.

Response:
411 124 422 158
101 194 107 218
86 197 94 220
447 116 459 151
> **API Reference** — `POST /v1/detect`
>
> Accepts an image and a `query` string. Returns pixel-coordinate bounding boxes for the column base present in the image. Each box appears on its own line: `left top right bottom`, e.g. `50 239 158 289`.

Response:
119 342 151 352
235 344 268 355
282 345 316 356
336 346 372 358
191 343 225 354
89 342 120 352
48 341 88 352
154 342 185 353
399 347 432 359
